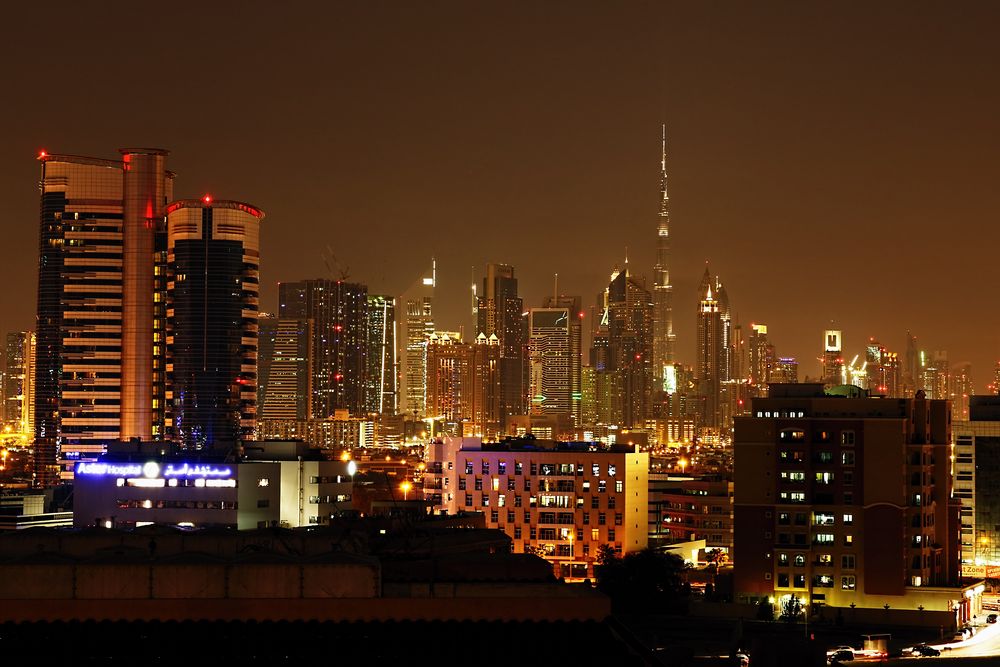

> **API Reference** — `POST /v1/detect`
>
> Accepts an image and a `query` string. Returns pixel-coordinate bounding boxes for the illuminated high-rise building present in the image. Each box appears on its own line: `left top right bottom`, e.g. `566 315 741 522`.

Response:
3 332 34 435
528 308 571 419
477 263 526 428
771 357 798 383
402 260 435 417
950 363 973 422
166 198 263 450
748 324 774 394
605 263 654 428
543 295 583 425
652 125 677 379
822 330 844 386
366 294 397 415
279 279 369 418
257 315 312 421
35 150 174 484
696 267 724 429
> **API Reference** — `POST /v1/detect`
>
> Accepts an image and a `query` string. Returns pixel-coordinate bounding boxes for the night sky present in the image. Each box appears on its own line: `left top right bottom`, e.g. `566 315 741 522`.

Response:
3 2 999 384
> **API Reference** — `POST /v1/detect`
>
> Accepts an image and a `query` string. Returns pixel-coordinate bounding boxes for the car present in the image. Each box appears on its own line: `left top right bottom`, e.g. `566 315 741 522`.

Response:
989 614 998 624
951 631 967 642
911 644 941 657
828 649 854 663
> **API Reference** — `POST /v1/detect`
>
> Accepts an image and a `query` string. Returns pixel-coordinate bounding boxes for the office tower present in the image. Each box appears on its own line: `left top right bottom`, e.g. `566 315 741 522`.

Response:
543 295 583 425
279 279 369 418
528 301 581 423
603 264 654 428
821 330 844 386
402 261 435 417
477 263 525 428
120 149 172 443
366 294 397 415
36 151 174 484
3 332 34 435
471 334 502 439
425 332 473 432
581 366 598 426
920 350 950 400
258 316 312 421
424 436 648 580
771 357 799 384
954 396 1000 567
734 384 968 618
992 362 1000 395
904 331 919 394
167 198 263 450
950 363 973 422
748 324 774 394
696 268 724 430
652 125 677 378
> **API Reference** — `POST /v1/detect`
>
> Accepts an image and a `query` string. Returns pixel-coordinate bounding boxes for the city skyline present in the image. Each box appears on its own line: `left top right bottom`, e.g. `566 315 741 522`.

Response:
3 2 1000 386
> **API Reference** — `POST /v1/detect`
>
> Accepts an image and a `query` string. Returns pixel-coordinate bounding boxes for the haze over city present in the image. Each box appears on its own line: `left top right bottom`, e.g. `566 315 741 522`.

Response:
2 1 999 382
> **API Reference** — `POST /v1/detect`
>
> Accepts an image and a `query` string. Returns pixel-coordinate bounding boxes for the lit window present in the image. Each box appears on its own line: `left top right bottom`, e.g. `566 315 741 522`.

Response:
257 478 269 487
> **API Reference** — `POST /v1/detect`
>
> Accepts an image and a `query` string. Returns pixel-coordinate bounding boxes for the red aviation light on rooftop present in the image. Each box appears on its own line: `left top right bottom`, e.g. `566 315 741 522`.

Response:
38 150 47 158
203 194 213 204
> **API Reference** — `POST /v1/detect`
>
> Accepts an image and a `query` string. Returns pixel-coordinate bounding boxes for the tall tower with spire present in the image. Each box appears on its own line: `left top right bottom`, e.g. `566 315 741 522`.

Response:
652 125 676 384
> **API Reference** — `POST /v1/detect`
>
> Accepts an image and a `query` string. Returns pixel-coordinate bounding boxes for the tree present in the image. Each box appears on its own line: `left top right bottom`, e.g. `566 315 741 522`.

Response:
780 596 803 623
594 546 689 612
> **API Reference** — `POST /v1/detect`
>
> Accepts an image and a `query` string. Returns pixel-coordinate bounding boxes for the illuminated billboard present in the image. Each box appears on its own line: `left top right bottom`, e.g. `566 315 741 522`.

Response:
824 330 842 352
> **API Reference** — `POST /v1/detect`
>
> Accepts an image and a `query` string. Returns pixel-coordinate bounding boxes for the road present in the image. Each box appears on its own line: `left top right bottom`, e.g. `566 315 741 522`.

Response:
929 622 1000 658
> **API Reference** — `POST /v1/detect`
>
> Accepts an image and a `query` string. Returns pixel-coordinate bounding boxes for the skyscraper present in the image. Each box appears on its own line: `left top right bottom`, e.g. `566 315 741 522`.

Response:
3 332 34 435
652 125 676 380
605 263 654 428
542 295 583 425
477 263 525 428
822 330 844 386
696 269 724 430
167 198 263 450
366 294 397 415
279 279 369 418
528 307 572 419
257 315 312 421
402 260 435 417
35 151 174 484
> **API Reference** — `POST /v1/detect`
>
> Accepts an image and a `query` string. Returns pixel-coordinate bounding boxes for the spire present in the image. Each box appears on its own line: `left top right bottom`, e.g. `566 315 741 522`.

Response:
659 124 669 221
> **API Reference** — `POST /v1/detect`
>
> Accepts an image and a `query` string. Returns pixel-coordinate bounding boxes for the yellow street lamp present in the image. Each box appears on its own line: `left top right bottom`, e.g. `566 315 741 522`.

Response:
401 480 412 501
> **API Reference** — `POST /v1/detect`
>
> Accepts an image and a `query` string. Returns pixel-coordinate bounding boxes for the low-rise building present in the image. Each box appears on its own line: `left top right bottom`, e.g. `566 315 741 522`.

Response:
424 436 648 579
648 474 733 560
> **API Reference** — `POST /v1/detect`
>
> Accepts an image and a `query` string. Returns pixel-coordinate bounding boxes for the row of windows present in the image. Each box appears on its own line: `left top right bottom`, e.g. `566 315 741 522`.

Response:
460 492 623 510
777 553 855 569
511 525 620 543
776 428 856 445
775 573 856 590
116 499 237 510
458 477 623 494
480 504 625 526
463 460 619 477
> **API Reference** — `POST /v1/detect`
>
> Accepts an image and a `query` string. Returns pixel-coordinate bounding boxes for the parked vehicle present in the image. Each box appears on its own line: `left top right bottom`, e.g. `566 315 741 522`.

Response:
911 644 941 657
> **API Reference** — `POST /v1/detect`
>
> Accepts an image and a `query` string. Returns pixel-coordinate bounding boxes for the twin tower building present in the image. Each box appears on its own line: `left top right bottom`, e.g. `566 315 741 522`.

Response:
35 149 263 485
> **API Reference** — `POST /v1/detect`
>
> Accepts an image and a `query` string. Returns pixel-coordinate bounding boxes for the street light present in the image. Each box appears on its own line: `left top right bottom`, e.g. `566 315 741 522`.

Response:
401 480 412 501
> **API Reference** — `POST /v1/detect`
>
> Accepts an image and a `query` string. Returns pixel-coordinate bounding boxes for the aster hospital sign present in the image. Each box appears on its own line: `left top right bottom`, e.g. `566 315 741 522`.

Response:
76 461 234 479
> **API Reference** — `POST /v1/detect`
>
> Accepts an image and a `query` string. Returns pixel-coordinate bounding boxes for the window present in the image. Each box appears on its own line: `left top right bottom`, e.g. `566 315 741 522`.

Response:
841 431 855 446
780 471 806 482
514 526 522 539
507 511 515 523
482 461 490 475
530 463 538 475
490 510 498 523
778 553 789 566
615 513 623 525
577 529 584 541
815 533 834 544
814 513 835 526
841 451 855 466
515 462 523 475
591 496 599 509
514 495 522 507
524 479 531 491
816 451 834 464
844 534 853 546
498 461 507 475
458 478 467 490
842 554 856 570
257 478 269 487
582 481 591 492
615 480 623 493
843 471 854 486
817 553 833 565
598 513 607 525
841 575 856 590
591 528 600 541
598 480 607 493
778 574 790 587
608 464 617 477
498 494 505 507
492 477 500 491
530 527 537 539
592 463 600 476
465 494 473 507
257 499 269 508
539 528 557 540
474 477 483 491
465 461 474 474
815 472 835 484
844 492 853 505
608 529 616 541
608 496 616 509
780 429 806 442
790 492 806 503
778 512 791 525
583 513 590 525
843 513 854 525
793 574 806 588
507 478 516 491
